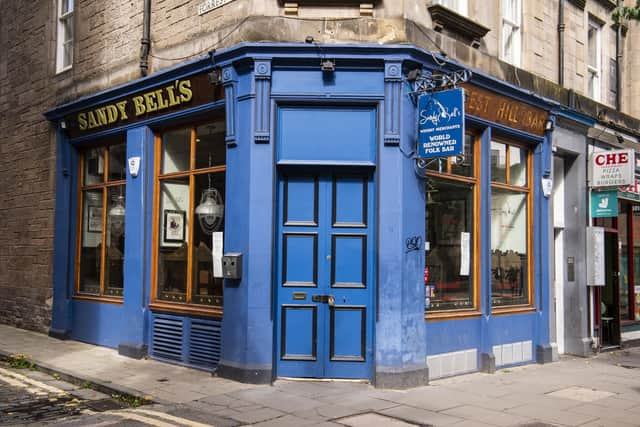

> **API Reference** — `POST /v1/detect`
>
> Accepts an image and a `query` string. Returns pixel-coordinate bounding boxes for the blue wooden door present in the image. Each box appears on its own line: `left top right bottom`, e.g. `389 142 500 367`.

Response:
276 172 375 380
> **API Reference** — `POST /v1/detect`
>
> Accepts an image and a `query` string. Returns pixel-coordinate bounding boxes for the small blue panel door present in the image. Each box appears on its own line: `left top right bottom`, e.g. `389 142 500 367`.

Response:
276 174 375 379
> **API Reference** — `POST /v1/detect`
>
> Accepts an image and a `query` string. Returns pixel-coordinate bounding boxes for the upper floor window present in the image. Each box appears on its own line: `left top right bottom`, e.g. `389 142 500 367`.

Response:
434 0 468 15
501 0 522 66
56 0 74 72
588 17 602 102
76 143 127 299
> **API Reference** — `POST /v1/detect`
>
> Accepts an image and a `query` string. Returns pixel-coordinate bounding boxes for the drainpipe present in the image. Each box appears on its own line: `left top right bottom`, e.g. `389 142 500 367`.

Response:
140 0 151 77
558 0 565 86
616 0 622 111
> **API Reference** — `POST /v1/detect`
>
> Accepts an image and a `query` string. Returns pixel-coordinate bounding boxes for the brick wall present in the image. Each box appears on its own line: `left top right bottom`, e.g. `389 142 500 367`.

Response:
0 1 56 332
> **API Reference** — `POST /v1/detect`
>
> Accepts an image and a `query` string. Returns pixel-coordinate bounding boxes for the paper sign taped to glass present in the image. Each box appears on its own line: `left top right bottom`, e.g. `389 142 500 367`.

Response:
212 232 224 278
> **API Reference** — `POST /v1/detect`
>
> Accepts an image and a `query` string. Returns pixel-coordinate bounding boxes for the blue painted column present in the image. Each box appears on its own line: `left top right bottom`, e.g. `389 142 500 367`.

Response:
217 60 274 383
535 127 553 363
50 129 74 339
118 126 153 358
375 61 428 388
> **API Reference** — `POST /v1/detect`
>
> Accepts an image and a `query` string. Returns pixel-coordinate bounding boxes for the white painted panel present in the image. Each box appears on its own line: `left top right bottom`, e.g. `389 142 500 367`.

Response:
493 345 502 367
512 341 523 363
523 341 533 361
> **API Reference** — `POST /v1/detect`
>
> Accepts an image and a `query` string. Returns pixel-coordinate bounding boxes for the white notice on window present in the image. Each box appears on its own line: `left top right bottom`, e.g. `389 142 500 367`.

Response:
460 232 470 276
212 232 224 278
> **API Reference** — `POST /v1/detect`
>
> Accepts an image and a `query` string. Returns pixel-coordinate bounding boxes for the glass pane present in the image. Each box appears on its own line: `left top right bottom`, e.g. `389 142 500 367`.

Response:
450 134 474 177
426 158 447 173
634 206 640 321
79 189 103 295
425 178 474 311
161 128 191 174
509 145 527 187
619 203 629 320
491 188 528 306
104 186 125 297
61 0 72 14
491 141 507 184
63 17 73 42
195 121 226 170
192 173 226 306
63 41 73 68
108 143 126 182
157 178 190 303
83 148 105 186
588 24 598 68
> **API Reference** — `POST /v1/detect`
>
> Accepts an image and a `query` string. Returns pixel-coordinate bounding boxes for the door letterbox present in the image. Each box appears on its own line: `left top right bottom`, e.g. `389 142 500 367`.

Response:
222 253 242 280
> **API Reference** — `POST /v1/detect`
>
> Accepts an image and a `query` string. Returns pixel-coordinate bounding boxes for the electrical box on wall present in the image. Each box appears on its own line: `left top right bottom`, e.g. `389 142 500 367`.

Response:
222 253 242 280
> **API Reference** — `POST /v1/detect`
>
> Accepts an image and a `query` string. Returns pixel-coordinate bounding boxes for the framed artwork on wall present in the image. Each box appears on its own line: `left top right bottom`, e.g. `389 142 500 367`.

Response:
87 205 103 233
163 210 185 243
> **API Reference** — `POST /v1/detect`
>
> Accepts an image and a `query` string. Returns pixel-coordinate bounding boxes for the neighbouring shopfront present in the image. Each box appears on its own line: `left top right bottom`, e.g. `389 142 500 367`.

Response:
45 44 555 387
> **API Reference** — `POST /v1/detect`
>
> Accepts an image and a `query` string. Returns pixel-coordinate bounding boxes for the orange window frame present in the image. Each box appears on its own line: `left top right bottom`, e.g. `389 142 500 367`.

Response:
425 133 482 321
74 145 126 304
149 125 225 318
490 138 535 315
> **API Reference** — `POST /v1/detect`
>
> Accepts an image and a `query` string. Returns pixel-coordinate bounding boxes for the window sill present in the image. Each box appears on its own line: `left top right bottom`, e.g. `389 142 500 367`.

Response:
149 301 223 318
425 309 482 322
73 295 123 305
491 305 536 316
55 65 72 76
427 4 490 48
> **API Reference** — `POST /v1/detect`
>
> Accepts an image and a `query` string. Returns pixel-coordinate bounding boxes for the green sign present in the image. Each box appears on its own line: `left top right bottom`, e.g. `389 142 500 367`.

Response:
591 190 618 218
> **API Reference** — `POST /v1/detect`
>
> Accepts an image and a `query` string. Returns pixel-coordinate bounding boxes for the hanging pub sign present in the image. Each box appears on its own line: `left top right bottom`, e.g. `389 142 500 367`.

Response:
417 88 465 158
589 149 635 188
64 71 224 138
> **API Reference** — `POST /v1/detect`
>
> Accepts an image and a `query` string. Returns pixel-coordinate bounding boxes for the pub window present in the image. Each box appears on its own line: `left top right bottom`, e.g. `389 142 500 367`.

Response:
152 120 226 312
490 139 533 308
425 134 478 314
76 143 126 298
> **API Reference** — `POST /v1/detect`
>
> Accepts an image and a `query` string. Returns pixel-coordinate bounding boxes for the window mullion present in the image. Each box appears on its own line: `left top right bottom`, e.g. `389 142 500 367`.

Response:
186 128 197 304
505 143 511 184
99 186 108 296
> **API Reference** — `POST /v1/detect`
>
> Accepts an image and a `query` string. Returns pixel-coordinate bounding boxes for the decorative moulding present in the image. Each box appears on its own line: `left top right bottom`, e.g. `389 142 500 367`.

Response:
427 4 490 49
566 0 586 10
279 1 380 16
594 0 616 10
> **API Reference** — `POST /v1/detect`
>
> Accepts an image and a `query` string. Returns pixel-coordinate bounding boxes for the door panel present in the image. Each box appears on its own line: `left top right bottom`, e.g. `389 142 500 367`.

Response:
282 233 318 286
276 173 374 380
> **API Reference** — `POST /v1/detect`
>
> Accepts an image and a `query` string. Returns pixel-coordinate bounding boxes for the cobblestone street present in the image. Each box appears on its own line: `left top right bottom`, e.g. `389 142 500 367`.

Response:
0 362 126 425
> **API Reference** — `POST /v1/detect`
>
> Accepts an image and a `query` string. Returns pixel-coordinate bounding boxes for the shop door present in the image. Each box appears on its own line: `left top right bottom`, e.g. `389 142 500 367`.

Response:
600 231 621 347
275 172 374 380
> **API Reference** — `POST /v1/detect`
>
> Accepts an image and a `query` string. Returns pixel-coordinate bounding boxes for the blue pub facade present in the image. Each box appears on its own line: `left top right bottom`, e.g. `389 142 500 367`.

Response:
45 43 554 387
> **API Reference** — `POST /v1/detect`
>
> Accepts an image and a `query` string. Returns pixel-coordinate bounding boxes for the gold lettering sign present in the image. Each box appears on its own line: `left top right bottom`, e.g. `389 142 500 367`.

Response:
462 84 548 136
66 72 222 138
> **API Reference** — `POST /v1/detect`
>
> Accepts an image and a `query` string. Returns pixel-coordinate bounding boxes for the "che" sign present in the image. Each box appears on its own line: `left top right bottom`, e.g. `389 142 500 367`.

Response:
589 149 635 188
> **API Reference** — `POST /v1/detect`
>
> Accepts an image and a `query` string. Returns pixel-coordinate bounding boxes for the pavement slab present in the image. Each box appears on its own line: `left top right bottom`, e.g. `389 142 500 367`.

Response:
440 404 532 427
380 405 465 426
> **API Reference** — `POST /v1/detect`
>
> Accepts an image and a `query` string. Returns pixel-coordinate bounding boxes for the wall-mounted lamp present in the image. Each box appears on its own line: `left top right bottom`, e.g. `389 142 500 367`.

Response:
208 68 221 85
321 59 335 73
60 120 67 130
544 119 554 132
616 134 625 144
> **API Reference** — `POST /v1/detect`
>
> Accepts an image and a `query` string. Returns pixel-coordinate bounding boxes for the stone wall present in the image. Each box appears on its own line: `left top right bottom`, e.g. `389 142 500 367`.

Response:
0 1 56 332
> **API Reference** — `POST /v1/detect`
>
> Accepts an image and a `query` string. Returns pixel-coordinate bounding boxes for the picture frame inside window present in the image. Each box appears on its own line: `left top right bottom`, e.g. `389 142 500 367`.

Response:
164 210 186 243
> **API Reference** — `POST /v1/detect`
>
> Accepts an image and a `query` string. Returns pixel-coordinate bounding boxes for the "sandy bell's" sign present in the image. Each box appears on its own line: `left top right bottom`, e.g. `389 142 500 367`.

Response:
417 88 465 158
589 149 635 188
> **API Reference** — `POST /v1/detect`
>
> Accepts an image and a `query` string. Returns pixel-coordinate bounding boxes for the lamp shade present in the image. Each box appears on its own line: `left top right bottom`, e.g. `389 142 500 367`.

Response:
195 187 224 234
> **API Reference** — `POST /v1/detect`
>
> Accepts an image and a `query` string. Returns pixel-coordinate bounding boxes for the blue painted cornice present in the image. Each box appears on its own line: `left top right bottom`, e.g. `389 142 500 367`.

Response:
45 42 590 127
